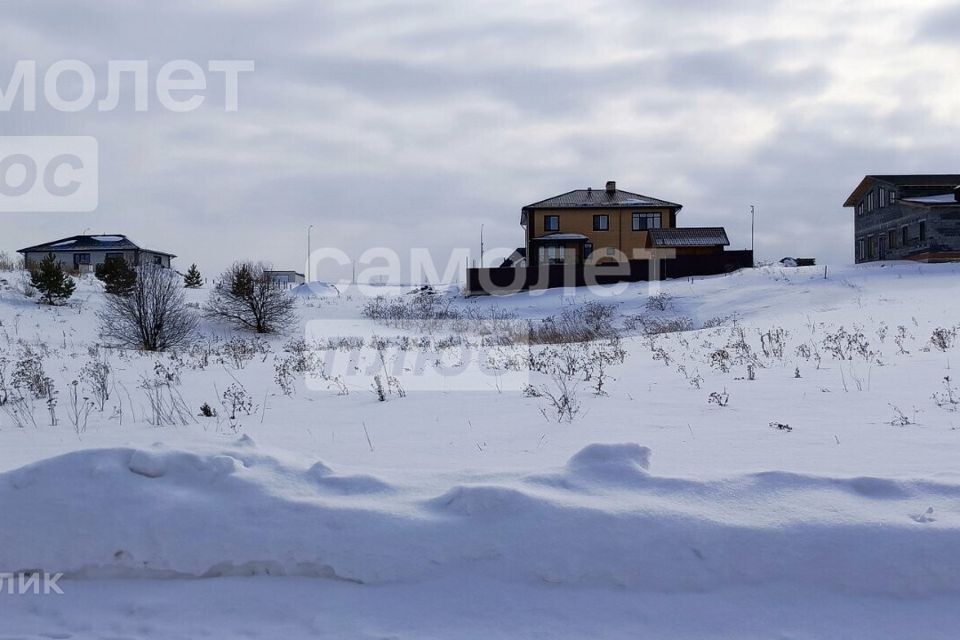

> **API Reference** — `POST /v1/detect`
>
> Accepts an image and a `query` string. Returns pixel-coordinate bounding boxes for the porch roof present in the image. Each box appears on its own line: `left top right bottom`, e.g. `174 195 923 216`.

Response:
532 233 590 243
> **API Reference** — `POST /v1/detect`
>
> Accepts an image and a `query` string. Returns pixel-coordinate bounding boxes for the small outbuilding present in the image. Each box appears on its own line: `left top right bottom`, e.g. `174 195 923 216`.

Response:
264 270 306 288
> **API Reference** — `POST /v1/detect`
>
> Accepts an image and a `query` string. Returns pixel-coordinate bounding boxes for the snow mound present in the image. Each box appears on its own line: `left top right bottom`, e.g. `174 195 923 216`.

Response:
527 443 652 489
429 485 538 516
128 448 244 479
3 444 960 595
566 443 652 478
290 282 340 297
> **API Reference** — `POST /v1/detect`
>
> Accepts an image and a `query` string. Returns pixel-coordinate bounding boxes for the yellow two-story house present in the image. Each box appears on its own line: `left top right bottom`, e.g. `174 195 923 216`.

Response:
518 180 729 266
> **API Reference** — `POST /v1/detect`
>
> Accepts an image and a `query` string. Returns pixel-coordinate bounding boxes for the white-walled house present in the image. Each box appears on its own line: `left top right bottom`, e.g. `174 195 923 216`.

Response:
17 235 175 273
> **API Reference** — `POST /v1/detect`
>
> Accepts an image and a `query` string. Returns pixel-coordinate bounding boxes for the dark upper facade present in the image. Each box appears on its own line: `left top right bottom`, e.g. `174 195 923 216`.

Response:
843 175 960 263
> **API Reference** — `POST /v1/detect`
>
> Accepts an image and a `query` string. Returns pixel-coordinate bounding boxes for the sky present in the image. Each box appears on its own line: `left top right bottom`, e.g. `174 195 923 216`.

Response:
2 0 960 280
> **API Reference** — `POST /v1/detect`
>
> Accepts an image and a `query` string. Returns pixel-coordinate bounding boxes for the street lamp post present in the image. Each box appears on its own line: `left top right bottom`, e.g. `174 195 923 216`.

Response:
480 224 485 268
307 224 314 282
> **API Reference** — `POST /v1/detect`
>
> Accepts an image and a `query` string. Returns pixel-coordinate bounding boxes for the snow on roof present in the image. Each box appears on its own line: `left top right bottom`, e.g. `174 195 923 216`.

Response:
532 233 590 241
902 194 960 205
17 234 176 258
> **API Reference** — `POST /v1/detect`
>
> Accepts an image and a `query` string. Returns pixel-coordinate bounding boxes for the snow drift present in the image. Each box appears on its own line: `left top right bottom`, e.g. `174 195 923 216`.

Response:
3 439 958 595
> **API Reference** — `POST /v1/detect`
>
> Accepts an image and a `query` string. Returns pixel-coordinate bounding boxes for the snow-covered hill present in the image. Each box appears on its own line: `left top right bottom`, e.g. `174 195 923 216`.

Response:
2 262 960 638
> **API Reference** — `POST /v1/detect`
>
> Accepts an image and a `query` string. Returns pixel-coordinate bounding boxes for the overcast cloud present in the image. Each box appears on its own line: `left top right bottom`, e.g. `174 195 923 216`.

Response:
2 0 960 278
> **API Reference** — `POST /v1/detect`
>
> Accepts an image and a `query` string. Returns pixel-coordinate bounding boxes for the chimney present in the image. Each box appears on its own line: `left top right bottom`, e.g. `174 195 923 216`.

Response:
606 180 616 194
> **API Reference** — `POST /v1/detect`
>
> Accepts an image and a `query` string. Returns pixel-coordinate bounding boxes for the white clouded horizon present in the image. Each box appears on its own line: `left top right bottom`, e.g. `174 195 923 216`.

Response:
2 0 960 278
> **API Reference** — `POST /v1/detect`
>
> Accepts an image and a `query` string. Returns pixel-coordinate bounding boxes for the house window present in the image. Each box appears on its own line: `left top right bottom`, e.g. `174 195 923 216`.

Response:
856 203 863 217
105 253 124 263
539 245 565 264
901 226 909 247
153 255 163 265
879 188 887 208
919 220 927 242
889 190 897 205
73 253 90 265
593 214 609 231
856 238 866 261
632 212 661 231
866 236 875 259
888 229 897 249
543 215 560 232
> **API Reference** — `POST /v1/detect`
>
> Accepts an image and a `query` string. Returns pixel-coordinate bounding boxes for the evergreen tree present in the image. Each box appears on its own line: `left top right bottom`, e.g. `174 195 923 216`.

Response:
30 254 76 305
95 257 137 296
183 263 203 288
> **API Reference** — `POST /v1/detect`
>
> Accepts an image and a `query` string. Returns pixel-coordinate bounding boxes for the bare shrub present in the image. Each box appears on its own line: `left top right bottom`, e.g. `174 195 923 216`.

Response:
524 375 581 423
888 404 916 427
584 337 627 396
11 346 54 400
81 356 112 411
645 292 674 312
370 349 405 401
895 326 912 355
709 348 731 373
640 316 695 336
760 327 787 360
0 251 24 271
527 301 618 344
65 380 94 435
221 383 256 423
274 355 297 396
708 389 730 407
140 361 193 426
363 289 462 329
933 376 959 411
186 337 221 370
221 336 270 369
205 262 297 334
702 315 735 329
525 339 626 420
930 327 957 352
99 264 198 351
823 326 872 361
0 354 39 429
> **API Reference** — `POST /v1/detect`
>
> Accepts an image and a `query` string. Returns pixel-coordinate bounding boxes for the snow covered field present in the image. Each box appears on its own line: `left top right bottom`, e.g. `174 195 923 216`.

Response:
2 262 960 638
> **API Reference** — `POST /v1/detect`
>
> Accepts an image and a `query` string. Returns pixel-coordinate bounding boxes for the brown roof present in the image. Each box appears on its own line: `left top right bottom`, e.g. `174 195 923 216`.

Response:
649 227 729 247
523 188 682 210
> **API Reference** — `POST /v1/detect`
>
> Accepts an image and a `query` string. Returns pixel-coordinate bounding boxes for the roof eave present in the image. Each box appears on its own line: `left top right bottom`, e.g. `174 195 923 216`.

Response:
843 176 879 208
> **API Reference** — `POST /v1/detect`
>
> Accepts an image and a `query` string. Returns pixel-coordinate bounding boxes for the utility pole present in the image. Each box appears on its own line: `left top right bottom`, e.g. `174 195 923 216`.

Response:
480 224 485 268
307 224 314 282
750 205 755 265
